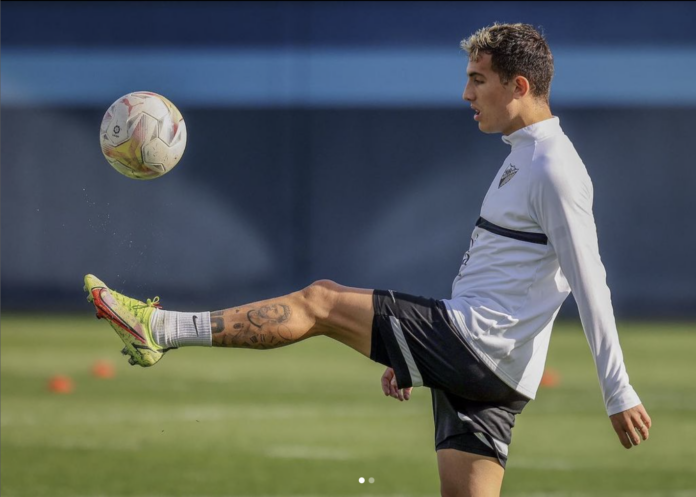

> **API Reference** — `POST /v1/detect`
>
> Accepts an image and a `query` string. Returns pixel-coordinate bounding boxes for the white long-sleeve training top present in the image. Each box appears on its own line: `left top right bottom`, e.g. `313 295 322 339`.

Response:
444 117 641 416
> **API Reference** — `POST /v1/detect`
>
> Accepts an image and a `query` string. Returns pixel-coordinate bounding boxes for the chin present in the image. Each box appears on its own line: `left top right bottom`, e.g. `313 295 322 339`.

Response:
478 123 497 134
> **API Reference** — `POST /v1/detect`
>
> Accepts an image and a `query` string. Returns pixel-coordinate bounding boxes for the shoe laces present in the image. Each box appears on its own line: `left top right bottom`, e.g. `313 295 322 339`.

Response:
125 296 162 321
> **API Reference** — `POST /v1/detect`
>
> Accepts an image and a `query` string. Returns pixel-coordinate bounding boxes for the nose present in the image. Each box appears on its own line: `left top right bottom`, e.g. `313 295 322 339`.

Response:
462 80 474 102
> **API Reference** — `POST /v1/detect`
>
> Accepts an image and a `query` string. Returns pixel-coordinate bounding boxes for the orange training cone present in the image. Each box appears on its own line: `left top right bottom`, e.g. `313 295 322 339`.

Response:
48 375 74 394
540 368 560 388
91 360 116 379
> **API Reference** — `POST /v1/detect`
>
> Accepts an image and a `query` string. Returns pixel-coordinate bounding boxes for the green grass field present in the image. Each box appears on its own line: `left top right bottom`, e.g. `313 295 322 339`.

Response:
2 314 695 497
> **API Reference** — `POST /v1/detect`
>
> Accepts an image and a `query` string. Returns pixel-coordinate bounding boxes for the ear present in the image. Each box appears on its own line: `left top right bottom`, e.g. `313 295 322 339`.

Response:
513 75 531 99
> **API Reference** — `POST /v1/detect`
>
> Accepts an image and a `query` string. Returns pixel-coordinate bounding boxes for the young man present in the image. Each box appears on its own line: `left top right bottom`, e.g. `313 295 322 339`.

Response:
85 23 651 497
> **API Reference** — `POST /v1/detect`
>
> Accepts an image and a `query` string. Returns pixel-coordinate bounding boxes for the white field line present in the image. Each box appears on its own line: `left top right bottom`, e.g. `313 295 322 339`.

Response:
10 440 354 459
1 403 408 427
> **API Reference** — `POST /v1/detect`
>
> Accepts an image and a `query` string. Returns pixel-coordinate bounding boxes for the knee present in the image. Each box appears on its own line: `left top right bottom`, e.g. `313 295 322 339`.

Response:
301 279 344 320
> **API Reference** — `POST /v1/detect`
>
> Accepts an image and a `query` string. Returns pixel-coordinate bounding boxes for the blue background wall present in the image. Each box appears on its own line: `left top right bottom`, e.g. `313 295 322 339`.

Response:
2 1 696 316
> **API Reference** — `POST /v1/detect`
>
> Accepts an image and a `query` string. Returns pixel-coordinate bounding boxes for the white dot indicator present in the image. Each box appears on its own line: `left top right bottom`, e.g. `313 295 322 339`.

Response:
359 477 365 484
369 477 375 484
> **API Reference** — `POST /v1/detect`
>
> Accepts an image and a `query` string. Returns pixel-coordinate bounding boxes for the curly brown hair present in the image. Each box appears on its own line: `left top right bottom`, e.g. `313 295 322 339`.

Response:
461 23 554 103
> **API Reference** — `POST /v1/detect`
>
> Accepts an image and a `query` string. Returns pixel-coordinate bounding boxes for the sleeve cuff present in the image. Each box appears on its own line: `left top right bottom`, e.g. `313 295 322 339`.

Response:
605 388 642 416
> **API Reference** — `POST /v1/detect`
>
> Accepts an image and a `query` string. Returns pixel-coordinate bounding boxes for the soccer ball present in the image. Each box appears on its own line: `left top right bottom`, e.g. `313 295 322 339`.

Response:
99 91 187 180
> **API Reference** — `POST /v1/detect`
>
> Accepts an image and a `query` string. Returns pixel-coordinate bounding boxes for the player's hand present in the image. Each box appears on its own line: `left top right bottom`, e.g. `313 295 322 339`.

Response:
609 403 652 449
380 367 412 401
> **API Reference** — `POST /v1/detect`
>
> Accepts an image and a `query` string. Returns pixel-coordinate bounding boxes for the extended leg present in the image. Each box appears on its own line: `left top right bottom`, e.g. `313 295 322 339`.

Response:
209 280 375 356
85 274 377 367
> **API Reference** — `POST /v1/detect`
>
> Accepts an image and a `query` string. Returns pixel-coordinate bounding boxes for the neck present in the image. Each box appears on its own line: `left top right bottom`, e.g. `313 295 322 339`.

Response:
503 103 553 135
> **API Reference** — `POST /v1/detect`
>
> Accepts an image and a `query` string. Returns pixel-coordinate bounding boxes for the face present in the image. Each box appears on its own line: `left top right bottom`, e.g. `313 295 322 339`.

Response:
462 53 518 135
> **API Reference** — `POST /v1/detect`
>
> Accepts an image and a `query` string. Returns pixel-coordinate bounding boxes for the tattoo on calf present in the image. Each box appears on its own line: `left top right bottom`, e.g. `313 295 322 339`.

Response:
211 304 293 349
247 304 291 328
211 312 225 334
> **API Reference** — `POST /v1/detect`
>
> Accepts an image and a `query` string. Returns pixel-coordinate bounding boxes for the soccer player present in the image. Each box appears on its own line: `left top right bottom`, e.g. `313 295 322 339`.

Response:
85 23 651 497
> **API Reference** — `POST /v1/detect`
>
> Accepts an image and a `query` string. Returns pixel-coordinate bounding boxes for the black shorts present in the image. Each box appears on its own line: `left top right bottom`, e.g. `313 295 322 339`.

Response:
370 289 529 468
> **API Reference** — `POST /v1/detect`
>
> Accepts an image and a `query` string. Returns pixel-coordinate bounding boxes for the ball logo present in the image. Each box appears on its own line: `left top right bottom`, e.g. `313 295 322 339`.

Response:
113 125 121 136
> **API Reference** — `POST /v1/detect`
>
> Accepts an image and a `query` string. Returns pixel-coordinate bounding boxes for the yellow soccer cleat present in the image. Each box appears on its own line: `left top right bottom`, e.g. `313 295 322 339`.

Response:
84 274 173 367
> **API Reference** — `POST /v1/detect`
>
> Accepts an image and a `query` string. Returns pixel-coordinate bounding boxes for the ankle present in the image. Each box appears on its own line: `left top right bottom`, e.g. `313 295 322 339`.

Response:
151 310 212 348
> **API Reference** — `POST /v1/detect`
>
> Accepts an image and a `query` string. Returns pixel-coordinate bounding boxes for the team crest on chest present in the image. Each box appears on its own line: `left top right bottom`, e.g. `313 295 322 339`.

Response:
499 164 519 188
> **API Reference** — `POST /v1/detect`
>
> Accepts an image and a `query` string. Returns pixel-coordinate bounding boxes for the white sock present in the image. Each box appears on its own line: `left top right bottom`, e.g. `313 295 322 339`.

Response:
150 310 212 348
